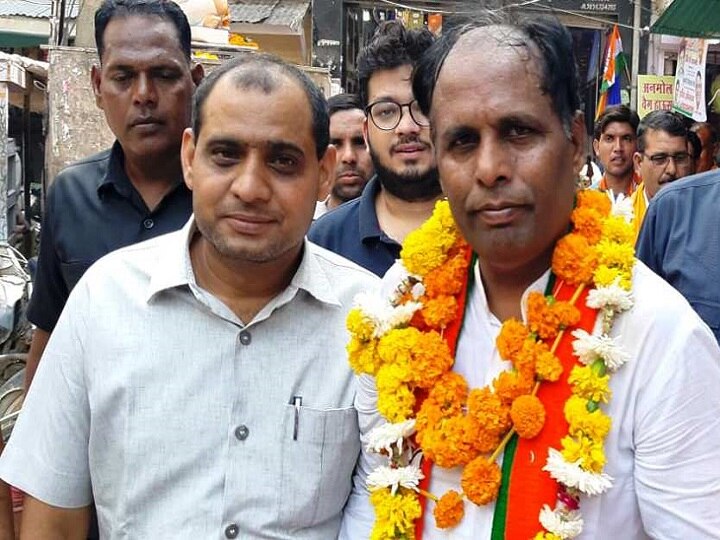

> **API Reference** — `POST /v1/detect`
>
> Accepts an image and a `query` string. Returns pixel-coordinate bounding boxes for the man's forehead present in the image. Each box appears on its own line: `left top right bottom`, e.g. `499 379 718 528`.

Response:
101 16 185 63
440 26 540 86
603 122 636 135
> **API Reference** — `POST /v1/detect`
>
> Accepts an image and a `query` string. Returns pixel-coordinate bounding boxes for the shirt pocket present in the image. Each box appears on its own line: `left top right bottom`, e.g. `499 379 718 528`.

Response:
277 405 361 531
60 261 92 291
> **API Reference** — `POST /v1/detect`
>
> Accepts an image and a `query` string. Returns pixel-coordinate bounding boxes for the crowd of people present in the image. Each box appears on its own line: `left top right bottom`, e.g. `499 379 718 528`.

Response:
0 0 717 538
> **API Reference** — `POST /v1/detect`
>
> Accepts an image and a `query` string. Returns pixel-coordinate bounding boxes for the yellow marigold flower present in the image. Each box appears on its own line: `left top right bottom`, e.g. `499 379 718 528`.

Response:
560 434 606 473
347 337 381 375
427 372 469 413
424 251 467 297
534 532 562 540
434 490 465 530
401 201 458 277
376 360 412 391
510 394 546 439
564 396 611 440
460 457 502 506
411 331 454 389
576 189 612 217
377 381 415 423
602 215 635 245
595 239 635 273
568 365 611 403
535 350 563 382
370 488 421 540
552 232 598 285
421 415 481 468
594 264 632 290
377 328 420 366
497 318 530 360
346 307 375 342
571 205 604 245
421 295 459 330
467 387 511 437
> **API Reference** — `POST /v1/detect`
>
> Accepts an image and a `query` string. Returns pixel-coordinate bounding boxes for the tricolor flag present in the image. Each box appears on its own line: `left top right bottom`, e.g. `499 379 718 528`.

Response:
596 25 626 119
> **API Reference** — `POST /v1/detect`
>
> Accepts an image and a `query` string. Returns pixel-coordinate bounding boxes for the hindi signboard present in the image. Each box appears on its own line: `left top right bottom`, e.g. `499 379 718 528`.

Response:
637 75 674 118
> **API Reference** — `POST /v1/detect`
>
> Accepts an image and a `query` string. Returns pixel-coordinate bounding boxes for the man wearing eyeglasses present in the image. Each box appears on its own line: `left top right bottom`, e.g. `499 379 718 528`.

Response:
309 21 440 277
631 110 692 242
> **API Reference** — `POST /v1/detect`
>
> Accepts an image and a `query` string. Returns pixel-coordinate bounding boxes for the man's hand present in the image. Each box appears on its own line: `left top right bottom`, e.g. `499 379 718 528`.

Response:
20 496 89 540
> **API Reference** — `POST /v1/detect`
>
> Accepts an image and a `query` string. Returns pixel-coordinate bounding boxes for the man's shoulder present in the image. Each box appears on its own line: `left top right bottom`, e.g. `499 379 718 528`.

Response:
307 241 379 285
49 148 112 194
80 229 180 288
309 198 363 240
652 169 720 205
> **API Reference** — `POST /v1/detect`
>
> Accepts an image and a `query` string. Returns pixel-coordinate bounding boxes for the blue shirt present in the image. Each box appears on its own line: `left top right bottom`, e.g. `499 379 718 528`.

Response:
636 170 720 342
308 177 400 277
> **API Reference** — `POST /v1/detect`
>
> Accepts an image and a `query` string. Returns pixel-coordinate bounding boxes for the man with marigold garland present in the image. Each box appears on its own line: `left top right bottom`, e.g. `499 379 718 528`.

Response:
340 12 720 540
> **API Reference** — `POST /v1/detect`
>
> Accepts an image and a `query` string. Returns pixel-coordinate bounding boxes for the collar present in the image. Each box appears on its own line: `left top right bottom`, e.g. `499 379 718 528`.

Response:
472 259 550 325
357 176 385 241
146 217 341 308
598 170 642 197
97 141 134 199
97 141 186 202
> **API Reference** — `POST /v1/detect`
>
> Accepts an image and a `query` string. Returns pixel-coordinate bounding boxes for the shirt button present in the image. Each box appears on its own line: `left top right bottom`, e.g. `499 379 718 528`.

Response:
238 330 251 345
143 218 154 230
234 425 249 441
224 524 239 538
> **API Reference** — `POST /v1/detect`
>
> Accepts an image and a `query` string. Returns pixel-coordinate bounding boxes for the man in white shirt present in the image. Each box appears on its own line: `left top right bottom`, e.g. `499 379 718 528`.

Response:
341 14 720 540
0 53 378 539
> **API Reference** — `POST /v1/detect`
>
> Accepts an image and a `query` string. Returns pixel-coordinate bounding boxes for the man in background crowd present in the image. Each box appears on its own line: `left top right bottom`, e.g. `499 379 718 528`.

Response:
631 110 692 241
0 53 378 539
592 105 640 197
637 168 720 344
24 0 202 391
690 121 719 173
309 21 440 276
314 93 374 219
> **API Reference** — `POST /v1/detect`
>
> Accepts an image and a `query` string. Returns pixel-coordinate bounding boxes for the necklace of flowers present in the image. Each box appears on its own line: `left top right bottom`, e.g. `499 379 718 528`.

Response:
346 190 636 540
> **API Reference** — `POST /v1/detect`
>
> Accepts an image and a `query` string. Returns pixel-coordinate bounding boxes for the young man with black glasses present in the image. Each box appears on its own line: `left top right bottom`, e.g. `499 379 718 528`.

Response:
309 21 440 276
631 110 692 241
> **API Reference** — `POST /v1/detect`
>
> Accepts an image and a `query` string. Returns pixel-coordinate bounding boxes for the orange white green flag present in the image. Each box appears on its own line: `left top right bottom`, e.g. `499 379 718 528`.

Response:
596 25 626 120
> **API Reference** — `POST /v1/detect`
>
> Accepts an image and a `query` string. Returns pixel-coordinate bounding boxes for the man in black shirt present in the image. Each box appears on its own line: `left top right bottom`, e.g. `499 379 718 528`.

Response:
309 22 441 277
25 0 203 390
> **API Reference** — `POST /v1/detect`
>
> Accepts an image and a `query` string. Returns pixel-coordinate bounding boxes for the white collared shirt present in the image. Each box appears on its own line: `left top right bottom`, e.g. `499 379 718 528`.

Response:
341 259 720 539
0 218 379 539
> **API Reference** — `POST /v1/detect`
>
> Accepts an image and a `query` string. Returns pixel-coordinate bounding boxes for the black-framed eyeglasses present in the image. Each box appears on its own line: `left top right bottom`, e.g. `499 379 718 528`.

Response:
365 99 430 131
642 152 692 167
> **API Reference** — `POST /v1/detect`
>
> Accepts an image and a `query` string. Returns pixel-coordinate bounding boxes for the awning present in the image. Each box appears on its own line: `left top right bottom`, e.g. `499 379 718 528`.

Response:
650 0 720 38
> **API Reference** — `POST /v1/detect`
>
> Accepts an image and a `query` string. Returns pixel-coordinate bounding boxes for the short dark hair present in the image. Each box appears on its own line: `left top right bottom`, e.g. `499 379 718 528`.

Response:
357 21 435 107
192 53 329 159
95 0 192 62
636 110 688 153
413 13 580 135
327 93 363 117
593 105 640 140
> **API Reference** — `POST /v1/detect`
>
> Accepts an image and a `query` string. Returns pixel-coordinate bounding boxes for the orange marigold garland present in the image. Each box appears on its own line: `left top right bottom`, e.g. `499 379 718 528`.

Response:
346 192 636 538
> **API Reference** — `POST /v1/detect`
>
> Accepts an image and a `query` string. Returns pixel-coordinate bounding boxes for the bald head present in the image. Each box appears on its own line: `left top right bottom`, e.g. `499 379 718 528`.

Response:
192 53 330 158
413 16 580 135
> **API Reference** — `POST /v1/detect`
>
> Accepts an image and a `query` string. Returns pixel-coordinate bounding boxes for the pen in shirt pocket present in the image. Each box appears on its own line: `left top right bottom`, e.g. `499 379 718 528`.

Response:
291 395 302 440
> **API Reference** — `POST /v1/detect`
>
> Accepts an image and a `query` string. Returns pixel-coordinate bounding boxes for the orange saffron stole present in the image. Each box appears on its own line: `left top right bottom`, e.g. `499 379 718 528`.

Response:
414 246 473 540
503 282 599 538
